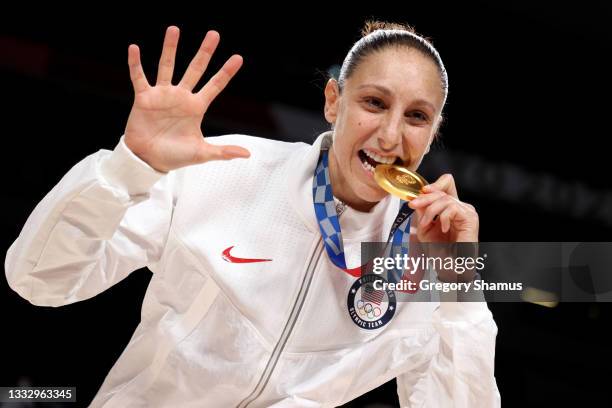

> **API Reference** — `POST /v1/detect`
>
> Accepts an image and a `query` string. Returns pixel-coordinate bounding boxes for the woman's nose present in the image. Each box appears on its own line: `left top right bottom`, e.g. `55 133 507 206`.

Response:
377 114 403 151
378 135 399 152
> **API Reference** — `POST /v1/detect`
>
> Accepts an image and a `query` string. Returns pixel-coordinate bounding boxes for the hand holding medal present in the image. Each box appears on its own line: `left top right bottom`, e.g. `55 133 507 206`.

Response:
374 165 479 244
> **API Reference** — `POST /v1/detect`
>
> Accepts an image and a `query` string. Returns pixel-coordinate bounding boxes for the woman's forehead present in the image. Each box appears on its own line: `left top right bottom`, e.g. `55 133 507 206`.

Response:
346 48 444 104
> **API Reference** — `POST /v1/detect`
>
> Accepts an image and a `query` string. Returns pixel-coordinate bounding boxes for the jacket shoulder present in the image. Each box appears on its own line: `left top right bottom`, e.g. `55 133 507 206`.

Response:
206 134 311 163
173 134 313 192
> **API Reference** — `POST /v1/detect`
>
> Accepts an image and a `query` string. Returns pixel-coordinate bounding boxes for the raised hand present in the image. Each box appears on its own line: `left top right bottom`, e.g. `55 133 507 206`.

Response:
124 26 250 172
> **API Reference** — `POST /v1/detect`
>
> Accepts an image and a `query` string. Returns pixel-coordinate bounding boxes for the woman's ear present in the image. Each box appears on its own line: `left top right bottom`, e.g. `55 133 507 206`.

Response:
324 79 340 124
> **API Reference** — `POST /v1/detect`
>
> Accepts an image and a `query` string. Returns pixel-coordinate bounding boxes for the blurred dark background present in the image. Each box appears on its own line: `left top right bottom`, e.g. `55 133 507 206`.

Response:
2 3 611 407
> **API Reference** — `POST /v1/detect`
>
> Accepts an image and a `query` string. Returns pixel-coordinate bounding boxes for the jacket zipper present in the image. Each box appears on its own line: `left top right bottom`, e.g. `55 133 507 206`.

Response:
237 200 346 407
236 239 324 408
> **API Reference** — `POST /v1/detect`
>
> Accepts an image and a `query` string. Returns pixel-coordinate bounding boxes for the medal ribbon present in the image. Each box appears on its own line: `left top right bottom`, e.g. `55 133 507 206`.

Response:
312 148 413 279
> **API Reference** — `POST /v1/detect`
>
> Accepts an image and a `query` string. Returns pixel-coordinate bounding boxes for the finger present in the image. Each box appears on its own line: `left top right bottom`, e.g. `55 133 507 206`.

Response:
128 44 150 94
422 173 458 199
419 196 456 230
414 207 436 239
156 26 180 86
198 54 243 109
178 30 220 91
408 190 445 209
193 143 251 163
439 206 461 234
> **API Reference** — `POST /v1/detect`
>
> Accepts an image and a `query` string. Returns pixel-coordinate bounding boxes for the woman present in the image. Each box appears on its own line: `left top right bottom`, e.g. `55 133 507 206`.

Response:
5 21 500 407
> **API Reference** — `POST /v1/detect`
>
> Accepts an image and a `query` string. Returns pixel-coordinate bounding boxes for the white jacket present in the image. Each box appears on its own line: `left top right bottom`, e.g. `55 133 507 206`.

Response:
5 131 501 407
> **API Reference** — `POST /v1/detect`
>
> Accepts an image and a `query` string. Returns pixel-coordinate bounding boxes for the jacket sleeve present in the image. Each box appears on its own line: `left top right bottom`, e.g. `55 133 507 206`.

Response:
396 302 501 407
4 136 176 307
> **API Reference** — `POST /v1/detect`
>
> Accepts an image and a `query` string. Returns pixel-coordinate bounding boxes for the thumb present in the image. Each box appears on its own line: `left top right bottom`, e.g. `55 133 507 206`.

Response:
217 145 251 160
194 144 251 163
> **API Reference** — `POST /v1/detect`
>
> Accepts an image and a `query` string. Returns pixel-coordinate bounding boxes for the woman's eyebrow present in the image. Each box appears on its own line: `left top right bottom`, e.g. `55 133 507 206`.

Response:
357 84 391 95
357 84 435 112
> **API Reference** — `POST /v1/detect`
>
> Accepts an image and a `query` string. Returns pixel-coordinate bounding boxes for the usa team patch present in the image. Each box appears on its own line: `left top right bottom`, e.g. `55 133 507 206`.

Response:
347 274 396 330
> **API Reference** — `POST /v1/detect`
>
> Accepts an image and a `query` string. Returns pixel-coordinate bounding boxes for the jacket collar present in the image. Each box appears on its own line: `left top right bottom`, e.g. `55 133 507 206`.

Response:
286 131 402 240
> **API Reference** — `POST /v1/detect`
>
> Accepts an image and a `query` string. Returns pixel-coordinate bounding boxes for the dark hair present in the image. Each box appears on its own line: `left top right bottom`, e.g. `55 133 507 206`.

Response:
338 20 449 116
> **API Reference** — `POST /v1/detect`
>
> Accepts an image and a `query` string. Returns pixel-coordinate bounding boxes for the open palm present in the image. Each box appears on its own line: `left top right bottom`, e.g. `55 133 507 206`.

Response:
124 26 250 172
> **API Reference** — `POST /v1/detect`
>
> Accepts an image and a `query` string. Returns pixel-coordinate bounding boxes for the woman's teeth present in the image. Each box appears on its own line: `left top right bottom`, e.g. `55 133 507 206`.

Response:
363 149 396 165
358 149 398 174
362 160 376 173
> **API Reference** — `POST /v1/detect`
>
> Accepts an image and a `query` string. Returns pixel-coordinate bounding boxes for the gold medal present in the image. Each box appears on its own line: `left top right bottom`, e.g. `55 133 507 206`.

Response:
374 164 428 201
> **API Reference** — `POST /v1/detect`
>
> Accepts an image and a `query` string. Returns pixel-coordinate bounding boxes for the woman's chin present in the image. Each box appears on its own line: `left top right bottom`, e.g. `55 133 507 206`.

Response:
355 184 389 205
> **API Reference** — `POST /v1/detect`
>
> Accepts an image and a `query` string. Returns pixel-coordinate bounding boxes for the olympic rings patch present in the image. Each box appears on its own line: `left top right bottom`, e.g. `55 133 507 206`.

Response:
347 274 396 330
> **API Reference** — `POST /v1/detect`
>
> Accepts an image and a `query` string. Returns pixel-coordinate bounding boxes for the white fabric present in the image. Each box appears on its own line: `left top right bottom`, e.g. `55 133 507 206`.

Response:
5 132 501 407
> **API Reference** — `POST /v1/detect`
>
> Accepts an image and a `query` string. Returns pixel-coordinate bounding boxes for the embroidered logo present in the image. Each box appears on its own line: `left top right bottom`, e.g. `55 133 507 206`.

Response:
347 274 396 330
222 246 272 264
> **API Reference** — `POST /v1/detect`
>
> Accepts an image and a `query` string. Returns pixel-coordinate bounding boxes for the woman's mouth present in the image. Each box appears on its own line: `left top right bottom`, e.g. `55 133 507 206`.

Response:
358 149 400 175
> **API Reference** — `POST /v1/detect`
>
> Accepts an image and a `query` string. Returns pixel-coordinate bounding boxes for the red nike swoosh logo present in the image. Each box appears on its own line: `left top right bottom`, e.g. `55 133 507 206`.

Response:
222 246 272 263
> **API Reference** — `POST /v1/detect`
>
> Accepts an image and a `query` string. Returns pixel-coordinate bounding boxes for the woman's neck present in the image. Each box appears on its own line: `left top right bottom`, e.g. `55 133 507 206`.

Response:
327 147 378 213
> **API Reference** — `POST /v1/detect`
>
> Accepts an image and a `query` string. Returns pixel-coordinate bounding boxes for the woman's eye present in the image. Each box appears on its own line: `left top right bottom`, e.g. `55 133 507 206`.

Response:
365 98 385 109
408 111 428 122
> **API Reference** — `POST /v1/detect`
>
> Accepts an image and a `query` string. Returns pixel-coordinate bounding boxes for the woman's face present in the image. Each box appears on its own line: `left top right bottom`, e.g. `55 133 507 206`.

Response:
324 47 445 210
